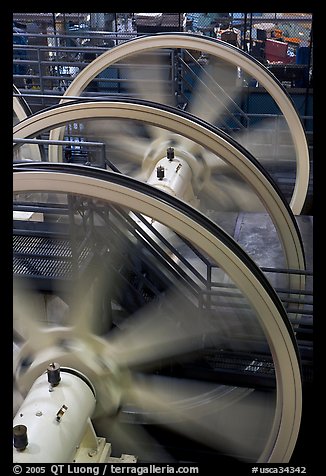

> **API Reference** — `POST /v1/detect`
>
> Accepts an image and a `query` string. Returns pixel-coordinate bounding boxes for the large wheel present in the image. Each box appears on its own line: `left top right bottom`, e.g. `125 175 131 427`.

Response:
13 163 302 463
50 33 310 214
13 98 306 295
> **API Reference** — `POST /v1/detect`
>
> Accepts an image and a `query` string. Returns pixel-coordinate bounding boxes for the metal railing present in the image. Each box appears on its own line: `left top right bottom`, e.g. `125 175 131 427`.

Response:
13 12 313 98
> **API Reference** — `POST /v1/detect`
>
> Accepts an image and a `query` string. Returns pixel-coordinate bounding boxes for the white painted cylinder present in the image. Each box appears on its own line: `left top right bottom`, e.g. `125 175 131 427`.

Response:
13 369 96 463
146 156 193 199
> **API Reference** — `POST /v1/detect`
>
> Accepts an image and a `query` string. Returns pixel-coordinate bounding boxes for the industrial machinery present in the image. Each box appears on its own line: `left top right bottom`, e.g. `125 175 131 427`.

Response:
13 31 313 465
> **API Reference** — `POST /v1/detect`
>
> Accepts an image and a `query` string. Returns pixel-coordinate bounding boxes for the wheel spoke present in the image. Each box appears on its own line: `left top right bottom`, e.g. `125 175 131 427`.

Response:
13 281 45 342
123 51 175 107
201 174 265 212
104 289 224 369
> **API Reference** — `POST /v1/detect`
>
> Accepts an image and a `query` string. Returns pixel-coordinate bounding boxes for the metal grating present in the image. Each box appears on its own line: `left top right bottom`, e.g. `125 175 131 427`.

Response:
13 233 92 279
